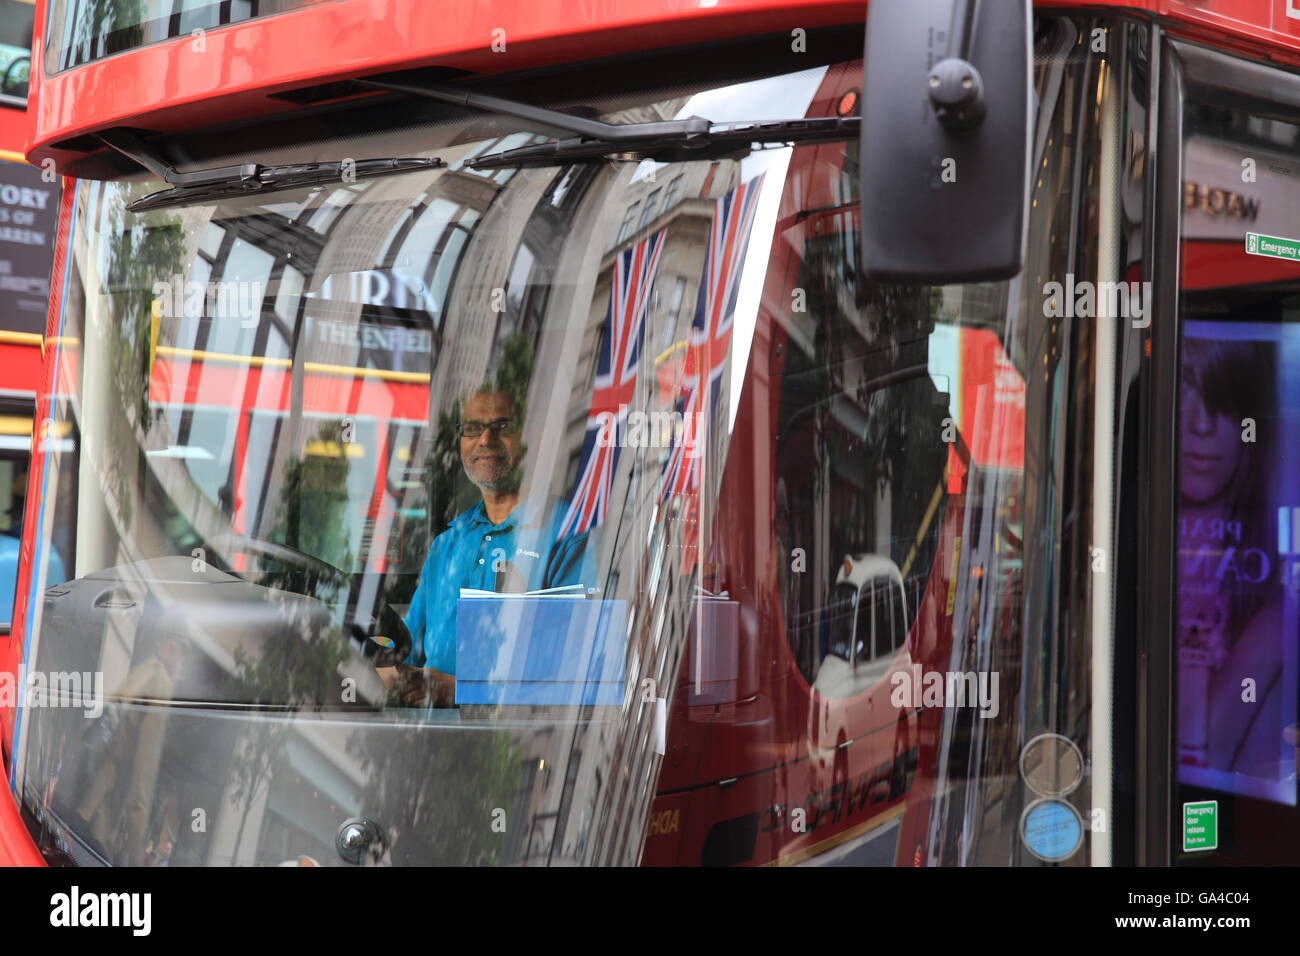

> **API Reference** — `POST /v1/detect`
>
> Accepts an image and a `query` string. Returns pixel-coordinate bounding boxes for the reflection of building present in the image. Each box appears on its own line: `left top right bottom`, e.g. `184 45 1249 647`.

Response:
502 156 748 864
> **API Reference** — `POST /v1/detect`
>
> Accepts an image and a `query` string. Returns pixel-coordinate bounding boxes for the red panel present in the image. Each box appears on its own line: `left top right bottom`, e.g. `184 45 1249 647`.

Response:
0 769 44 864
960 328 1026 473
1161 0 1300 54
27 0 869 170
0 177 71 869
31 0 1300 172
1182 238 1300 289
0 105 27 158
0 342 42 393
147 358 429 420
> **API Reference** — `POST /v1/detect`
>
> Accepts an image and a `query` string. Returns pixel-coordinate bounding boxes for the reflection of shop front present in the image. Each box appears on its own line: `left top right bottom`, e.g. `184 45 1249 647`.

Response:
0 157 59 391
1181 134 1300 291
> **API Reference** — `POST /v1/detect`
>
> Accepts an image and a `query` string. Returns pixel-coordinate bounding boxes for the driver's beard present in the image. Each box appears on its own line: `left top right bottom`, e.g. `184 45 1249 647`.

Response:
464 461 522 494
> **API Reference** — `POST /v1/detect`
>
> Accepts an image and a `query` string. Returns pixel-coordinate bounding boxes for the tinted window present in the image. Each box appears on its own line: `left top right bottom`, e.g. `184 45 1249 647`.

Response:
0 0 32 99
872 578 893 659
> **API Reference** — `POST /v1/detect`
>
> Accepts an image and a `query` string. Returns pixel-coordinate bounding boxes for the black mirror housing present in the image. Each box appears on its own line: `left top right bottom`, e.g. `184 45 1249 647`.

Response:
859 0 1032 284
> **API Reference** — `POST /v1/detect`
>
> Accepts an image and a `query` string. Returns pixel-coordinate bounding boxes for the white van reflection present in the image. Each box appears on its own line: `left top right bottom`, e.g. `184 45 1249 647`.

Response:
812 554 909 700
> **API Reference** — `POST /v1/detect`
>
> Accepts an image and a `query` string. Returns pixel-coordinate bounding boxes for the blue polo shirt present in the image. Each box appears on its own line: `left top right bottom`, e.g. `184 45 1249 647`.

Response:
402 496 594 674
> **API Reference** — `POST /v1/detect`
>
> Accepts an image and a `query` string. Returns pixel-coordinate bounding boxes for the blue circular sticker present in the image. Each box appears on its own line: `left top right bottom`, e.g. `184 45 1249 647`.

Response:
1020 799 1084 862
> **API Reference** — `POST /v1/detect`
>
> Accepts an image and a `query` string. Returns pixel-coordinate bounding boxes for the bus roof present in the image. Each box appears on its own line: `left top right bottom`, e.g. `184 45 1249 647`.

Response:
25 0 1300 172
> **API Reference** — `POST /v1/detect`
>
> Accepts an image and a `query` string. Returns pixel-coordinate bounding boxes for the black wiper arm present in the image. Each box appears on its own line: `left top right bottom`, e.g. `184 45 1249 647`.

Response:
123 157 443 212
471 117 861 168
99 130 443 212
357 79 712 145
357 78 859 168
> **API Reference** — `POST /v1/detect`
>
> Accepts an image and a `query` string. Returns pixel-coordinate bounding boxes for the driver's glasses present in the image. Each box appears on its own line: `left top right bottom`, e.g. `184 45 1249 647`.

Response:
458 418 518 439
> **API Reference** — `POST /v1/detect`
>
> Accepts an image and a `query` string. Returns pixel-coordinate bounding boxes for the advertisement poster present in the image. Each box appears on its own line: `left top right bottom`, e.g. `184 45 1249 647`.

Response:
1177 318 1300 806
0 158 58 336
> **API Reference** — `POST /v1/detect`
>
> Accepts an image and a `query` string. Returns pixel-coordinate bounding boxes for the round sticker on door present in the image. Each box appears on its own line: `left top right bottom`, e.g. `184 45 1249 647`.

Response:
1019 733 1085 797
1020 798 1084 862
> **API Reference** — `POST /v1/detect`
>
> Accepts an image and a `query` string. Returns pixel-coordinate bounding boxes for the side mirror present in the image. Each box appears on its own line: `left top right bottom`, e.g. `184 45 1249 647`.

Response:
859 0 1032 284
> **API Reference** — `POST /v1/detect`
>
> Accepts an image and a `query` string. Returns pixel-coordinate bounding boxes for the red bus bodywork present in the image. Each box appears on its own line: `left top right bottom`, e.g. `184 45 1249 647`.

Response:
0 83 45 424
6 0 1300 867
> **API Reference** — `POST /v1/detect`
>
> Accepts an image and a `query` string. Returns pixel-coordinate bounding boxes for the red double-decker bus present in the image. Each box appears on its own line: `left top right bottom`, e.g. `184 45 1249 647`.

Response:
0 0 59 703
3 0 1300 869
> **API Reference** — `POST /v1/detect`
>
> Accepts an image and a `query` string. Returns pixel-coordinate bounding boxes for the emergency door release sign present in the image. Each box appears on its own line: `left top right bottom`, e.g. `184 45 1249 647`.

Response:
1245 232 1300 262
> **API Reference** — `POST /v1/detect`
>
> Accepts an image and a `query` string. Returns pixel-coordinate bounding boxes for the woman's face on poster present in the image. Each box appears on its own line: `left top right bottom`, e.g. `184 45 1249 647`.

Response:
1180 379 1243 504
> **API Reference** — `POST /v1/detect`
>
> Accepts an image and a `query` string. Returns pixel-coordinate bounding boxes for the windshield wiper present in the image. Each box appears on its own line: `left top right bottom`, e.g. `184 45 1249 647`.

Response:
469 117 861 168
357 79 859 168
99 130 443 212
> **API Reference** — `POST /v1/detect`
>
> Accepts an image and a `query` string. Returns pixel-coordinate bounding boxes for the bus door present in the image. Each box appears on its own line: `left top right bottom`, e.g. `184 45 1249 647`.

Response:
1156 37 1300 866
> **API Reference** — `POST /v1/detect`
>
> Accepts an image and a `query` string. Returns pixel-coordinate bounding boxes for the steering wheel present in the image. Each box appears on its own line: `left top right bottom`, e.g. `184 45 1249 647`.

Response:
210 531 345 580
2 56 29 98
208 532 412 666
347 601 413 669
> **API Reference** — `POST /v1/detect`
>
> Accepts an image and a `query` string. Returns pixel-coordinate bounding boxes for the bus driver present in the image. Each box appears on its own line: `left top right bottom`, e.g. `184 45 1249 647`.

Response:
379 385 594 707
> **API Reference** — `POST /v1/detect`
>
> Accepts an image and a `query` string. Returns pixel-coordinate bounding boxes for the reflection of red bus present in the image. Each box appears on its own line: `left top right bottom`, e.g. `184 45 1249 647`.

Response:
6 0 1300 870
644 69 1005 865
0 1 57 641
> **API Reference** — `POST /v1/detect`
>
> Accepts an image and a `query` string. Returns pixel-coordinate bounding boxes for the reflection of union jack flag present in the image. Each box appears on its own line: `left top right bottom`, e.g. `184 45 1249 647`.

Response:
660 174 765 501
558 230 666 539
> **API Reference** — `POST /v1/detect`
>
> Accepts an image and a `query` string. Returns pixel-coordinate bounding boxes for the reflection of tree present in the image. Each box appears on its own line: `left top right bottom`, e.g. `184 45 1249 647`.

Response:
226 421 361 860
98 185 185 533
346 723 518 865
237 419 357 703
268 420 357 583
424 408 472 545
225 590 351 861
494 329 536 423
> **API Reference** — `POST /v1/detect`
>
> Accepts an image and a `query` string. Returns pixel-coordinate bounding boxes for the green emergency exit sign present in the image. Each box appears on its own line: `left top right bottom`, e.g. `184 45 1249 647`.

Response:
1245 232 1300 261
1182 800 1218 853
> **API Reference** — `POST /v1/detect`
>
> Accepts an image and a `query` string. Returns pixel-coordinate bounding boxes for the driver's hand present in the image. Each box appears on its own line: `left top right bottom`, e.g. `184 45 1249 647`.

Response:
384 666 455 708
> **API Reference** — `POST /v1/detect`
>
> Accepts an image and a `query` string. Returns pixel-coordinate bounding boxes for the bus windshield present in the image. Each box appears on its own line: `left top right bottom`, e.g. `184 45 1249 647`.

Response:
13 16 1113 867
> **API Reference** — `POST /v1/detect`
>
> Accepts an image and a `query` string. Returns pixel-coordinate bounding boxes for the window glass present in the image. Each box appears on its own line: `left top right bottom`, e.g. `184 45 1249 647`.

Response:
0 0 32 100
1174 99 1300 864
890 580 906 652
45 0 317 72
617 203 640 244
872 579 892 659
663 176 683 213
825 581 858 661
638 188 662 231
